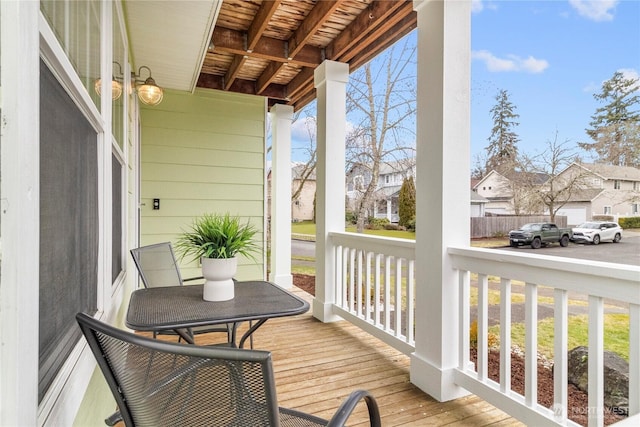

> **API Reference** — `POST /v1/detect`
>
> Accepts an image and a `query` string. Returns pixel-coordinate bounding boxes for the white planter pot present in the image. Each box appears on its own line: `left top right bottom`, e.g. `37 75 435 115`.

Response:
201 257 237 301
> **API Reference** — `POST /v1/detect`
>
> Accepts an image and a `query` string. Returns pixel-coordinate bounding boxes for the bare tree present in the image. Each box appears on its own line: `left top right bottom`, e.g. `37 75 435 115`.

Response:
346 39 416 233
291 111 317 205
517 133 589 222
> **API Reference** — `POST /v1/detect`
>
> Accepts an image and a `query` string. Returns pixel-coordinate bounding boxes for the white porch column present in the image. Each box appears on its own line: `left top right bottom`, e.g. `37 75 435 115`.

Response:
0 1 40 425
269 104 294 288
411 0 471 401
312 60 348 322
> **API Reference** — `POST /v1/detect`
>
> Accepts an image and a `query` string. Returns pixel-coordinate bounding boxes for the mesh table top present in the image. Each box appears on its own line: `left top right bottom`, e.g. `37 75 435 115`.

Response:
126 280 309 332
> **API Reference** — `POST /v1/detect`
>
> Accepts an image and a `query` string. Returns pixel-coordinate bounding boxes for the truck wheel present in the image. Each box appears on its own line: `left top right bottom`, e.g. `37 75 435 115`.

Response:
592 235 600 245
531 237 542 249
560 235 569 247
613 233 621 243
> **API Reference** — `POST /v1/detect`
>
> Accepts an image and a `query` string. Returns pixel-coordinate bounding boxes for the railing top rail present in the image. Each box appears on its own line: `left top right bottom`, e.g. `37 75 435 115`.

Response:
329 231 416 249
448 246 640 304
329 232 416 259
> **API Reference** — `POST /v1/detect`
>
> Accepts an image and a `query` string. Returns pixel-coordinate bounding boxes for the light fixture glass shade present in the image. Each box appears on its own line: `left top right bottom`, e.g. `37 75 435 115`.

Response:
137 77 164 106
94 78 123 100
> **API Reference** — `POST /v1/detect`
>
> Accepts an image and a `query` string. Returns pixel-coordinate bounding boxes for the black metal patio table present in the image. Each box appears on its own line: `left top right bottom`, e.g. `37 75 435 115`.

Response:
126 280 309 348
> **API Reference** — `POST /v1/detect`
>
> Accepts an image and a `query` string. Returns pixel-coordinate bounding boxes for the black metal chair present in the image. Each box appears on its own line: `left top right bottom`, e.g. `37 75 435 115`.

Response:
77 313 382 427
130 242 235 344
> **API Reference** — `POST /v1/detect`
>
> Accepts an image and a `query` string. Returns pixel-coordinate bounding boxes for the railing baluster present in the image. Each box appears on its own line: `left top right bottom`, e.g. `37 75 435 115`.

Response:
375 253 382 326
395 257 402 337
459 269 470 370
630 303 640 416
525 282 537 407
407 259 415 344
384 255 391 331
554 288 568 422
478 274 488 381
335 244 343 306
588 295 604 427
348 248 355 311
357 249 363 317
365 252 373 322
500 278 511 393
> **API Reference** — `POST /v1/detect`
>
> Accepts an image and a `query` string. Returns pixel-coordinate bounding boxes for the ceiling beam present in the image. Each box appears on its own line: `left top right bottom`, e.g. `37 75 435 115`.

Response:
348 13 417 71
247 0 282 52
197 73 288 101
325 0 408 61
224 54 248 90
212 27 322 68
288 0 340 59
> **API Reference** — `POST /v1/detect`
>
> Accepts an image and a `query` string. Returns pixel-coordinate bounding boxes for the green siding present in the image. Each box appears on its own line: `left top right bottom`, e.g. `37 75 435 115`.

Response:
140 88 267 279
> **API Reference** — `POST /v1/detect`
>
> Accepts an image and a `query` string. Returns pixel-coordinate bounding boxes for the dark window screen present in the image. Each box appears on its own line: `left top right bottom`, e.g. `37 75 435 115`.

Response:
39 60 99 402
112 153 123 281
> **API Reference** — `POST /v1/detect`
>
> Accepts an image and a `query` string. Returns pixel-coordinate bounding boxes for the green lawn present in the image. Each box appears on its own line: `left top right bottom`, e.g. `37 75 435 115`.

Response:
292 221 507 246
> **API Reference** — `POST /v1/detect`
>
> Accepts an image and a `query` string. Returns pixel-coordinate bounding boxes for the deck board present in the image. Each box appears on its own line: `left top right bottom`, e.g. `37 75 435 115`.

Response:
142 287 523 426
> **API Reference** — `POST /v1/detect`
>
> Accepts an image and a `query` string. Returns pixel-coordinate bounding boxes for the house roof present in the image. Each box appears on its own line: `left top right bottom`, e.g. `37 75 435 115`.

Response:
125 0 417 112
292 163 317 180
576 163 640 181
564 188 605 202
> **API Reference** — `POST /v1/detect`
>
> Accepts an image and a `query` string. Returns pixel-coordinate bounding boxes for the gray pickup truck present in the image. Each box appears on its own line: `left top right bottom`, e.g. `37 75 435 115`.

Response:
508 222 572 249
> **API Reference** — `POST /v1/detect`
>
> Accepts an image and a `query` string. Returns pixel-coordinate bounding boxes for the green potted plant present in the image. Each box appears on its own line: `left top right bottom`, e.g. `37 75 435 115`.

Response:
176 213 259 301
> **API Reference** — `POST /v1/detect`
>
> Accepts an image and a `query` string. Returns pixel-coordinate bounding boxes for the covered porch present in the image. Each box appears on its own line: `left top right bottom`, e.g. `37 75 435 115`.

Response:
1 1 638 426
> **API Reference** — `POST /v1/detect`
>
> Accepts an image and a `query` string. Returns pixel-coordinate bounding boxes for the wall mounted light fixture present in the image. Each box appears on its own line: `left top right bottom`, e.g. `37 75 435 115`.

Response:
132 66 164 106
95 63 164 106
94 62 123 101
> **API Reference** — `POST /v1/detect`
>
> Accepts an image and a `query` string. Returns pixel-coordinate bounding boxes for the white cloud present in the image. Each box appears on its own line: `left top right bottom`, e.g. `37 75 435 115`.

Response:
471 0 498 14
472 50 549 73
471 0 484 13
569 0 618 22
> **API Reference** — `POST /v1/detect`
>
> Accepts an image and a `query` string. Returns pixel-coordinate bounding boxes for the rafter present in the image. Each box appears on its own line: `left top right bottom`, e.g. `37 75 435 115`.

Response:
288 0 340 59
247 0 282 52
212 27 322 68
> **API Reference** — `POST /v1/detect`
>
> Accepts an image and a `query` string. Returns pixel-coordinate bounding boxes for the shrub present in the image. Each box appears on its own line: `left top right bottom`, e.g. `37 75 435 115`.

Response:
368 217 390 230
345 210 357 225
619 216 640 229
469 320 499 349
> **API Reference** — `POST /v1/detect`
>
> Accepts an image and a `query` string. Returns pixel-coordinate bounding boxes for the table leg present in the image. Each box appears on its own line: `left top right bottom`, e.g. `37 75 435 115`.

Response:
238 319 267 348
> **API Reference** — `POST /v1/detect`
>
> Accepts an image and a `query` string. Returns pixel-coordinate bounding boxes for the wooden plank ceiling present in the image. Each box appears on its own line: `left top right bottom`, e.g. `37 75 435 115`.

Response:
197 0 417 111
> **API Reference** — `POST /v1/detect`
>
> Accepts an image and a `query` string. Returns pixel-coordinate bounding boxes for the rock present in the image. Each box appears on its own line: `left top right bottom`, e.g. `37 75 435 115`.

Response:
567 346 629 414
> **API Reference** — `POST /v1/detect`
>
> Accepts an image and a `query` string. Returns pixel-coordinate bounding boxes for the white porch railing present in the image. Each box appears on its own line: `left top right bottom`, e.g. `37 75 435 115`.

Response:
329 232 415 355
327 232 640 427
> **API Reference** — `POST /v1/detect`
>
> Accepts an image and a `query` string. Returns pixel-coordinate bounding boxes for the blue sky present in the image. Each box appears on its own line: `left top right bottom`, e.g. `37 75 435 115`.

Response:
470 0 640 163
287 0 640 165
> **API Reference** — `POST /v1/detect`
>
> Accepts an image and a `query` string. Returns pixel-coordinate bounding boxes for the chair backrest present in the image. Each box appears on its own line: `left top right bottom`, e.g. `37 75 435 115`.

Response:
76 312 281 427
130 242 184 288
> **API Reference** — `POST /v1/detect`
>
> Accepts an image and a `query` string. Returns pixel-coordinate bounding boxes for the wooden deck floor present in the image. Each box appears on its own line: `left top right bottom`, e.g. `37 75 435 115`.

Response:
188 288 523 426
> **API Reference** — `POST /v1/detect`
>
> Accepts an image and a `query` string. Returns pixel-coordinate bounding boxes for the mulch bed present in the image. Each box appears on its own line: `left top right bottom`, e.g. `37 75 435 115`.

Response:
292 273 626 426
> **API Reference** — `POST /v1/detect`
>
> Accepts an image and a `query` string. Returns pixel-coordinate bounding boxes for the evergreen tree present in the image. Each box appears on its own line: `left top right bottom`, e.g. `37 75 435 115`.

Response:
398 176 416 229
485 89 520 174
579 71 640 167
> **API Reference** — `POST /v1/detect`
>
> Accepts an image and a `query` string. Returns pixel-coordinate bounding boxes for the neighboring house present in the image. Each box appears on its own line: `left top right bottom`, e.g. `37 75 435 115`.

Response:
291 163 316 222
267 163 316 223
470 191 489 217
472 170 514 215
346 159 416 223
473 164 640 225
553 163 640 225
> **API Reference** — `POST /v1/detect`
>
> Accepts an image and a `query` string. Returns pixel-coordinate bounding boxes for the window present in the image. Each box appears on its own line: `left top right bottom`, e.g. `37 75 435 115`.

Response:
604 206 612 215
39 60 99 402
614 180 621 190
632 204 639 215
634 182 638 191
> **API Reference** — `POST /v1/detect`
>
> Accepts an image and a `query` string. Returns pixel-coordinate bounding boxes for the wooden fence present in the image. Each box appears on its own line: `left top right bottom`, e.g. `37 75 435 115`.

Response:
470 215 568 239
